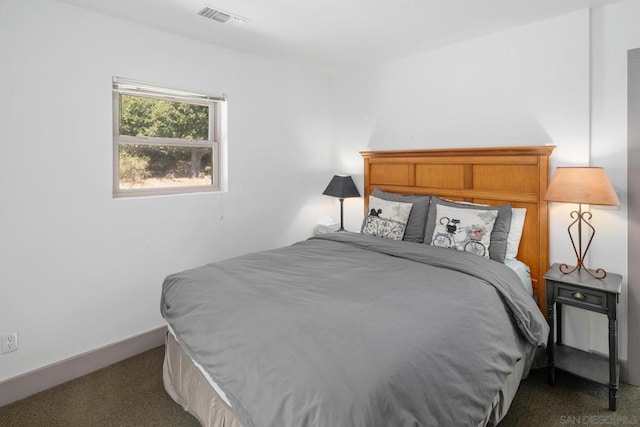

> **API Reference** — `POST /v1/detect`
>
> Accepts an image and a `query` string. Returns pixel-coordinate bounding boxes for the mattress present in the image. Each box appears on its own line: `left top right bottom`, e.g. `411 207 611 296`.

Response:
504 258 533 295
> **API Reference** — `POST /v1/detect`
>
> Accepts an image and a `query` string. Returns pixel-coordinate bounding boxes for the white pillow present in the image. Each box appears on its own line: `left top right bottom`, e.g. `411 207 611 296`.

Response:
433 198 526 260
430 204 497 258
505 208 527 259
361 196 413 240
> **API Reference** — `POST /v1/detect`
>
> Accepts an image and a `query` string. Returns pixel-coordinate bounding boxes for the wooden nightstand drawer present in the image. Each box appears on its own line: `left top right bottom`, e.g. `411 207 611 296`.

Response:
555 283 606 311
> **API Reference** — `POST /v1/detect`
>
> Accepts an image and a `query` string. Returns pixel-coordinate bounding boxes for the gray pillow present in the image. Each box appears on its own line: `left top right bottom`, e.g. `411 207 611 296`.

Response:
373 189 430 243
424 197 512 263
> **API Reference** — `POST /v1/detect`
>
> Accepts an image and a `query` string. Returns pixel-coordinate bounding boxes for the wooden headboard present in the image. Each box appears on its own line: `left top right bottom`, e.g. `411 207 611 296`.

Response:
360 145 555 313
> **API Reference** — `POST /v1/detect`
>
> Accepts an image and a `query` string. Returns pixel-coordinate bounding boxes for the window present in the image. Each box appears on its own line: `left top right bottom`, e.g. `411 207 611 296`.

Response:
112 77 226 197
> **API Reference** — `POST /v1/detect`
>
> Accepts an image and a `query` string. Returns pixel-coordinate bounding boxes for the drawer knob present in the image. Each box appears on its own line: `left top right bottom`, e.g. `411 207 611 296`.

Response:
573 292 586 300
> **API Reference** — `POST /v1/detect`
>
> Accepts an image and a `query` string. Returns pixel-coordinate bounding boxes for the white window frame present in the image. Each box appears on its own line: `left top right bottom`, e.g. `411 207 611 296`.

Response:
112 77 226 198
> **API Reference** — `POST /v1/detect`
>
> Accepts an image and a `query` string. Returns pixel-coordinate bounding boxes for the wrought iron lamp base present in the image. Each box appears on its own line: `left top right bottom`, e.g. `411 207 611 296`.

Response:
560 204 607 280
558 262 607 280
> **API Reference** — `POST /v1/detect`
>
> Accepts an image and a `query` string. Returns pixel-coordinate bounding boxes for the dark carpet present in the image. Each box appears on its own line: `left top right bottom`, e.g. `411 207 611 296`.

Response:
500 368 639 427
0 346 638 426
0 346 199 427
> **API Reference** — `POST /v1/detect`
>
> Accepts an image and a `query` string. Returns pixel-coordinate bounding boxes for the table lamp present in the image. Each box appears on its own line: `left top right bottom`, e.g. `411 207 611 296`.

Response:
322 175 360 231
544 166 620 279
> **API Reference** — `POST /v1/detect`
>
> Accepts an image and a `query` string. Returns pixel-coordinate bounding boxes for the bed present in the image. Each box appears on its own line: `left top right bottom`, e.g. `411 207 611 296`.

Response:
161 145 554 427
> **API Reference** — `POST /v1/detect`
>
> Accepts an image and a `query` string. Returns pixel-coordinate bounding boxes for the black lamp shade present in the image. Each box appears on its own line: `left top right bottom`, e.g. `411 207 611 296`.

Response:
322 175 360 232
322 175 360 199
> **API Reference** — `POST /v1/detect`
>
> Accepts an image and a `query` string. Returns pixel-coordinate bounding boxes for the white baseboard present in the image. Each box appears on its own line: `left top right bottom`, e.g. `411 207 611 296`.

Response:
0 325 167 408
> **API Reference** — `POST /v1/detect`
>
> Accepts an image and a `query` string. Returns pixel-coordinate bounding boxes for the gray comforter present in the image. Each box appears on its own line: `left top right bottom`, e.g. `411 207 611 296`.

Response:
161 232 549 427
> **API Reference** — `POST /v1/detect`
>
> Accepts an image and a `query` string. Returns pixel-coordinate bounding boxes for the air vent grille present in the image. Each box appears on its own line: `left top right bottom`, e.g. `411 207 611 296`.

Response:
197 6 249 27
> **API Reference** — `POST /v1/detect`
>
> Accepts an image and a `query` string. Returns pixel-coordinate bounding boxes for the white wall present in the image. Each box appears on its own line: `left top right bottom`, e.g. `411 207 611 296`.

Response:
0 0 332 381
330 8 634 366
331 11 591 231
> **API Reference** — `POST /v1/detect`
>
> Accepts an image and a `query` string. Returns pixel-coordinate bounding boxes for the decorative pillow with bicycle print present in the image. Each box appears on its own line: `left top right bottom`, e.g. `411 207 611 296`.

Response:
361 196 413 240
430 204 498 258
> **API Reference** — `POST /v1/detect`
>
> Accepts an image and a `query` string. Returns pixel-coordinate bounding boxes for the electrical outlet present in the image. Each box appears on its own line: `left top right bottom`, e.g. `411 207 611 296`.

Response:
1 332 19 354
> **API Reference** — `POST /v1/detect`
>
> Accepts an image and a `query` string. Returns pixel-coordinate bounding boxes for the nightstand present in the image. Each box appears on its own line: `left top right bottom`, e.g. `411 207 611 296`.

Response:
545 264 623 411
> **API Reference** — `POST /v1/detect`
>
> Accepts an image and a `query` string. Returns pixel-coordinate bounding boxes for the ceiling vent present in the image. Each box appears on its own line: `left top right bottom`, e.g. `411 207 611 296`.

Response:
197 5 249 28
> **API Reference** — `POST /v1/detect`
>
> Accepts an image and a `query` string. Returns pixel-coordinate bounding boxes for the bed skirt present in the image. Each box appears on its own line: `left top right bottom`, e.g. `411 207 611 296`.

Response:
163 331 243 427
